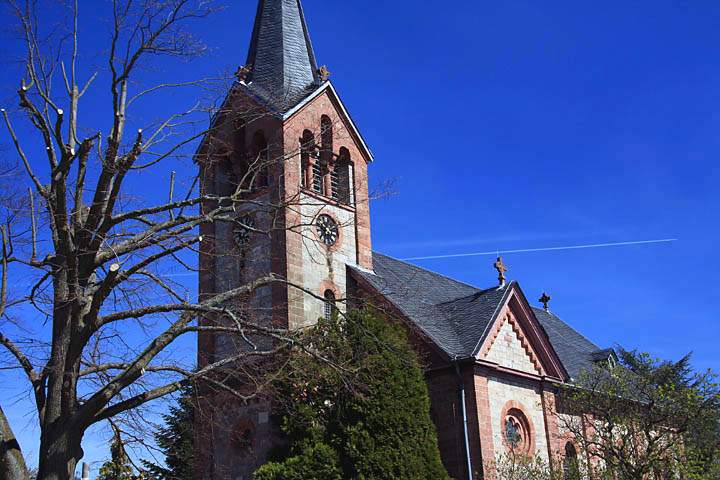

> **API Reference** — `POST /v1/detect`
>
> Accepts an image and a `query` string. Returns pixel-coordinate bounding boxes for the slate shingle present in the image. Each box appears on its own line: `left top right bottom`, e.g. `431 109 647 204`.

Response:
245 0 320 112
351 252 606 379
532 308 605 378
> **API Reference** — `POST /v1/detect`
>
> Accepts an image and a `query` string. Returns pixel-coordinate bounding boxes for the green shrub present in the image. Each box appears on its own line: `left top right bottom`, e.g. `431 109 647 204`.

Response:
254 309 450 480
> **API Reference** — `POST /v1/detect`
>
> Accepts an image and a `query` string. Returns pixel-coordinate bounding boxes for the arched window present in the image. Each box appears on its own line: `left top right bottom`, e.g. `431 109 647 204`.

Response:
250 131 269 189
334 147 354 205
323 290 336 321
563 442 580 480
320 115 333 164
314 116 333 196
217 158 237 197
232 116 247 168
300 130 315 189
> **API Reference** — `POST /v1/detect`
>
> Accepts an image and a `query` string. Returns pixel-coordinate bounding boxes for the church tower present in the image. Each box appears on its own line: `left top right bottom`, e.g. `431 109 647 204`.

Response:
196 1 373 477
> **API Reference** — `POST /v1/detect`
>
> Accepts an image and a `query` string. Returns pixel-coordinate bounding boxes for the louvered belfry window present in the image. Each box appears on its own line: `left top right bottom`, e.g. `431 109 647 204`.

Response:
336 147 353 205
312 163 323 194
301 130 315 189
330 168 340 200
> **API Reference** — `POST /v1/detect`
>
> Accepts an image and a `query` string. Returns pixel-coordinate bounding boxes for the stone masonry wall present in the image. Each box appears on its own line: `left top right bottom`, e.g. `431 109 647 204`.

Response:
485 317 542 375
487 374 550 463
297 192 357 326
282 88 372 329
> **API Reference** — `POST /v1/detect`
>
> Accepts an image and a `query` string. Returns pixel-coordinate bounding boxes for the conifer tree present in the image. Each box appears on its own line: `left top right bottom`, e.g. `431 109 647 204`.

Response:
97 429 143 480
142 385 195 480
254 309 451 480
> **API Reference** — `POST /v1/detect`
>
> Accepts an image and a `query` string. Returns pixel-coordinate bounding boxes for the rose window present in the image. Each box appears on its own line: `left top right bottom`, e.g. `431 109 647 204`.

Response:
504 408 531 453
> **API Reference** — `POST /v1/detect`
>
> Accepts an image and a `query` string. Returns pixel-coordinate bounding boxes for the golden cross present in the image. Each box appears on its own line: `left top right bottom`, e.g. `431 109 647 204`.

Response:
539 292 552 312
494 257 508 286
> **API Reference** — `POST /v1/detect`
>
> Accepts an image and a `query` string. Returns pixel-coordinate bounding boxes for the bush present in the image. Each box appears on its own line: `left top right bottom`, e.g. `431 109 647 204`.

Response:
253 308 450 480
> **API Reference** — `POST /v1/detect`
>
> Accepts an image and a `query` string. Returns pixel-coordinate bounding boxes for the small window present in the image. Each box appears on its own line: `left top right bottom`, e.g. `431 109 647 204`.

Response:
300 130 315 189
563 443 580 480
323 290 336 321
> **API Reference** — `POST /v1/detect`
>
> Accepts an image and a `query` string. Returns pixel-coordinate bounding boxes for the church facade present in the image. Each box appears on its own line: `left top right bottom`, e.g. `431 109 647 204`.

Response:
196 1 611 479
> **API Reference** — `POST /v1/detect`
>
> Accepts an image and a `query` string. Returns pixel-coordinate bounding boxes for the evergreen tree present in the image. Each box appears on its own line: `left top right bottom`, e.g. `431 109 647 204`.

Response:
142 384 195 480
97 429 144 480
254 309 451 480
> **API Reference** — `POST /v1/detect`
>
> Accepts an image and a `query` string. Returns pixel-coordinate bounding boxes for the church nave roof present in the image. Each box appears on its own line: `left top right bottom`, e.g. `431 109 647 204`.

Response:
350 252 608 379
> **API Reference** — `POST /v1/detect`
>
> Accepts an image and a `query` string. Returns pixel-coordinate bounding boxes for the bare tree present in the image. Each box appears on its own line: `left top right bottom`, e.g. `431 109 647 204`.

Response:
557 350 720 480
0 1 346 479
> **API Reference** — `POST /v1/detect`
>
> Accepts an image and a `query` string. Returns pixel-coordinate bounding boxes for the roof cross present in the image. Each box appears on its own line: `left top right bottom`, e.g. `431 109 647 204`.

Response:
539 292 552 312
494 257 508 287
318 65 331 82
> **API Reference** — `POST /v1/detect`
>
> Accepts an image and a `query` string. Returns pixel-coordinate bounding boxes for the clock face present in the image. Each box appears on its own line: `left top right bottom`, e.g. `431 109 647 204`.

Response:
233 215 256 249
316 214 339 246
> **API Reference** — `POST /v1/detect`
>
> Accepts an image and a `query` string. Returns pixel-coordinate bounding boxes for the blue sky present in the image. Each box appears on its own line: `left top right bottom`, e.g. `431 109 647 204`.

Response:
1 0 719 472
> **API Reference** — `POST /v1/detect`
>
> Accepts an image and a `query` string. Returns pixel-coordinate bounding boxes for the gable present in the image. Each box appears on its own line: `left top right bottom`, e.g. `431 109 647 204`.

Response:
349 255 595 381
283 82 373 163
482 312 543 375
476 286 568 381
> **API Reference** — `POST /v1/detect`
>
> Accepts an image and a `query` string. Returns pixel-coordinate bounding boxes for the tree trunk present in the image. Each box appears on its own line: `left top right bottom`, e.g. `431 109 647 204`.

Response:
0 404 29 480
37 426 84 480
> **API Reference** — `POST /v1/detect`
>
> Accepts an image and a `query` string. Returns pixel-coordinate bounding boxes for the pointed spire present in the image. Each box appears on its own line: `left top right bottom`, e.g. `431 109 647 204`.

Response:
244 0 321 112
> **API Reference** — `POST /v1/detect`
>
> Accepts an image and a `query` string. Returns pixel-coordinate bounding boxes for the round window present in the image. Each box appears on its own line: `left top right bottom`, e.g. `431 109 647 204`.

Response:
504 408 531 454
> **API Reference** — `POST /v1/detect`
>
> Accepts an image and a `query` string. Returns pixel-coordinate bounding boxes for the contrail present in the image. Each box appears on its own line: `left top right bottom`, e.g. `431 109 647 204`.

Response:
401 238 678 261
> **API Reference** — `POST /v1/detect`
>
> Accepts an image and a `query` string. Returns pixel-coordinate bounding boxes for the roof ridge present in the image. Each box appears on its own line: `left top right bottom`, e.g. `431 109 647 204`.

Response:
434 283 510 307
372 251 482 292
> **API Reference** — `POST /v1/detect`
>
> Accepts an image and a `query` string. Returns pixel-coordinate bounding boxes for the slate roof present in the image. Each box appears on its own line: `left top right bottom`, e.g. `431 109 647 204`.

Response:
245 0 321 112
350 252 607 380
532 308 608 379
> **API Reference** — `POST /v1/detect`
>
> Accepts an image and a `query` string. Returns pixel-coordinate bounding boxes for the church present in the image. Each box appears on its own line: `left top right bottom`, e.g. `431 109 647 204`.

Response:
196 1 613 479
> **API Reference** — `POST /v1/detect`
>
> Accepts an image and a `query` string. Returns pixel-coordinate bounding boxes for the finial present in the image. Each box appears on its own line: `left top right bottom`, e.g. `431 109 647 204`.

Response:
539 292 552 312
318 65 331 82
235 65 252 82
494 256 508 287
